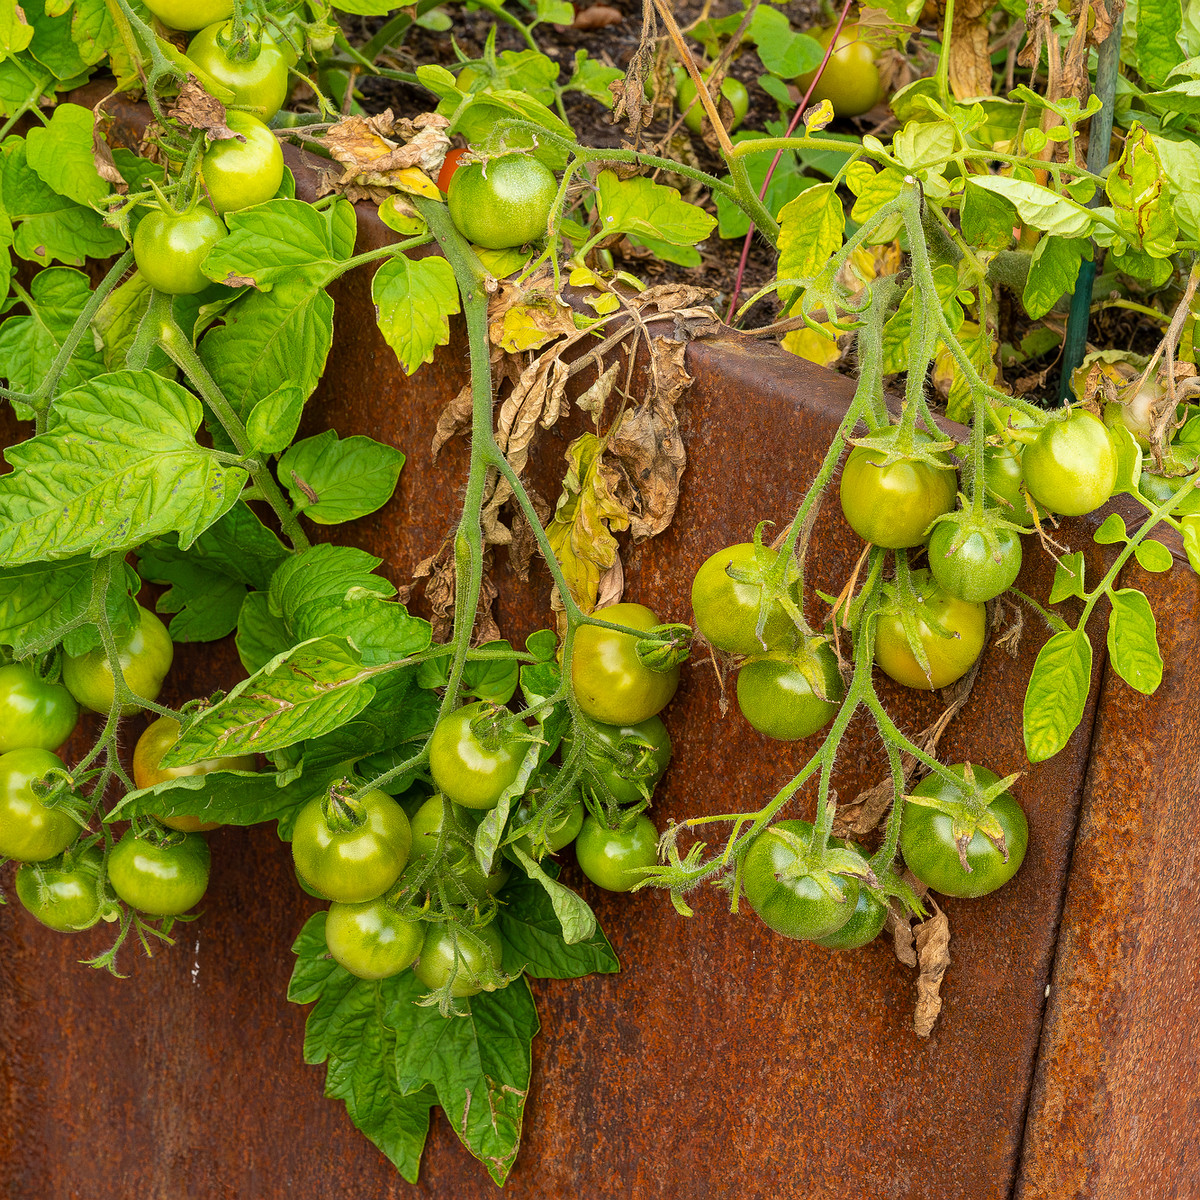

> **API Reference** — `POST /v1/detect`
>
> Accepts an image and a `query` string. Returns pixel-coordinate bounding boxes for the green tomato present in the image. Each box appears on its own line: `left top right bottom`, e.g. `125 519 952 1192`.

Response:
839 431 958 548
735 640 843 741
874 570 986 691
812 886 888 950
62 605 174 717
142 0 232 32
510 793 585 858
741 819 859 941
133 206 227 296
324 898 425 980
1022 410 1118 516
574 813 658 892
201 111 285 214
429 702 525 811
0 748 79 863
0 663 79 753
108 830 211 916
447 154 558 250
690 542 799 655
983 442 1037 528
902 765 1029 898
798 24 883 117
187 22 289 121
291 788 411 904
16 846 109 932
560 715 671 805
413 922 504 997
676 71 749 134
927 522 1023 603
408 794 508 898
571 603 679 725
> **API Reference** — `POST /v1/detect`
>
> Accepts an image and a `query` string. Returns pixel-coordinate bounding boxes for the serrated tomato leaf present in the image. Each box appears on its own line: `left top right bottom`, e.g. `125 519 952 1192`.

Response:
1023 627 1093 763
373 254 460 376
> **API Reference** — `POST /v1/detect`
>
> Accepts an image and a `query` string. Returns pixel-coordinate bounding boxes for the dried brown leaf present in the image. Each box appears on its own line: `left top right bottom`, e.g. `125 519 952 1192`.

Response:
631 284 713 314
610 38 656 135
509 487 551 581
90 98 126 191
322 110 446 194
431 384 474 460
574 3 622 28
170 76 235 138
412 537 500 644
610 389 686 542
914 907 951 1038
949 0 994 99
576 359 620 419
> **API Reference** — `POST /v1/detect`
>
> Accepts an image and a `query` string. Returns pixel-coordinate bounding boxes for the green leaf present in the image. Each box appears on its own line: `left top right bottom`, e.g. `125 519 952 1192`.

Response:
844 162 907 241
390 974 538 1185
563 49 622 107
372 254 460 376
199 276 334 421
202 198 356 289
0 555 138 657
971 176 1093 237
496 867 618 979
0 265 105 394
881 267 962 374
1048 550 1086 603
1107 587 1162 695
1182 513 1200 572
417 640 519 703
1093 512 1128 544
291 592 431 666
594 169 717 248
269 543 394 622
161 636 377 765
1137 0 1185 89
1 138 123 264
24 0 86 78
0 370 247 565
508 843 597 943
748 8 823 77
245 383 305 455
1022 236 1089 320
1109 423 1144 495
1150 134 1200 240
24 103 109 205
1023 628 1092 763
236 589 291 674
91 272 172 374
776 182 845 291
1134 539 1174 573
289 913 436 1185
960 179 1017 251
277 429 405 525
108 763 342 828
0 0 35 58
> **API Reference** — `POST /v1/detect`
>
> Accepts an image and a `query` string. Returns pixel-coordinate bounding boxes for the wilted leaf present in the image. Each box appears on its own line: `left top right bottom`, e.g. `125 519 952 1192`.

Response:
913 907 950 1037
322 110 448 195
169 75 235 138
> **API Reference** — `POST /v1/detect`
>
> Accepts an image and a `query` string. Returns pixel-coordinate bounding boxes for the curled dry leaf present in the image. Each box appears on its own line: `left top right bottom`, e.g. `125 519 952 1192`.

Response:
91 96 127 191
574 3 622 29
610 39 656 135
913 906 951 1038
322 110 448 198
431 384 474 460
509 486 551 581
948 0 994 100
412 536 501 644
576 359 621 420
169 76 236 138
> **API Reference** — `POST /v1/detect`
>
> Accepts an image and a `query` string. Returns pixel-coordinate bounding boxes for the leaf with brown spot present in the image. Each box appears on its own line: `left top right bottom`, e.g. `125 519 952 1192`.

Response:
948 0 993 100
431 384 474 460
914 907 951 1038
546 432 631 613
170 76 235 138
609 391 686 542
489 299 577 354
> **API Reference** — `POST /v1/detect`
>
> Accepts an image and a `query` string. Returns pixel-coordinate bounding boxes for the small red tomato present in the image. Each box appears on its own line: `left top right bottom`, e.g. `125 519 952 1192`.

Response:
438 148 467 194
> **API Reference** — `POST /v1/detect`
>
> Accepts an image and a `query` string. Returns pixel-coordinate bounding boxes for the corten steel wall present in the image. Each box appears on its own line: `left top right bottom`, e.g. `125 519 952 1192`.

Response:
0 137 1197 1200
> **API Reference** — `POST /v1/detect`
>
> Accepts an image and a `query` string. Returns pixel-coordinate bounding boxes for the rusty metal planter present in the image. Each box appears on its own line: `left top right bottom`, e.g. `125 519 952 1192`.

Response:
0 127 1196 1200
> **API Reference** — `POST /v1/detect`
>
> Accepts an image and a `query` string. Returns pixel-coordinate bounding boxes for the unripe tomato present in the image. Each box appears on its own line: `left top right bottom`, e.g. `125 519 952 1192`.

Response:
108 830 211 916
447 154 558 250
839 432 958 549
413 923 504 997
0 663 79 753
798 24 884 117
735 641 843 741
62 605 173 716
874 570 986 690
133 206 228 295
690 542 799 655
560 716 671 805
0 748 79 863
429 702 525 811
1022 410 1119 517
574 813 659 892
325 897 425 980
142 0 232 32
133 716 256 832
187 22 290 122
408 794 510 898
676 71 749 134
927 522 1023 603
571 603 679 725
16 845 110 932
511 793 586 857
201 111 285 214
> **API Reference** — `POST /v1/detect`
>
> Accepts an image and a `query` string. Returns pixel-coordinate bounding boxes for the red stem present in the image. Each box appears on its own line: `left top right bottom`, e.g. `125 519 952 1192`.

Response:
725 0 856 325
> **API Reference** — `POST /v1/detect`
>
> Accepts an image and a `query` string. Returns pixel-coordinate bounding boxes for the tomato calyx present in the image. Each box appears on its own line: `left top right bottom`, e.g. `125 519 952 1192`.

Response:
904 762 1023 872
846 422 958 473
633 622 693 672
742 821 876 906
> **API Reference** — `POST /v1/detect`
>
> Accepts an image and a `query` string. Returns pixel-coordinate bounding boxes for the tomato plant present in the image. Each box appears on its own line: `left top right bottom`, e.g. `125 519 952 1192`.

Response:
409 793 510 898
560 715 671 805
571 603 679 725
429 701 526 810
61 605 173 717
574 813 659 892
901 766 1029 898
0 663 79 753
201 111 286 214
446 154 558 249
15 845 111 932
187 22 290 121
413 923 504 997
735 640 843 741
0 748 80 863
691 541 799 655
324 895 426 980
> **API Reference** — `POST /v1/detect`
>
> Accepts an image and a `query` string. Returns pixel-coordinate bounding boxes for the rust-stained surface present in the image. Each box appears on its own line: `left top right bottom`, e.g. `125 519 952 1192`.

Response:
1 106 1196 1200
1015 539 1200 1200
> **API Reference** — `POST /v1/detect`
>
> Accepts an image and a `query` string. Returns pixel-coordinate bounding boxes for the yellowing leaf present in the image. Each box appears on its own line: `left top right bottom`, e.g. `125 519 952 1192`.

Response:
782 319 843 366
